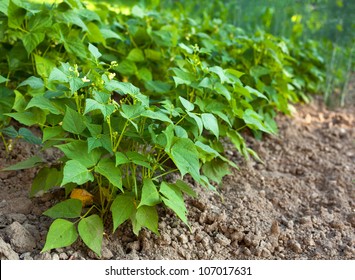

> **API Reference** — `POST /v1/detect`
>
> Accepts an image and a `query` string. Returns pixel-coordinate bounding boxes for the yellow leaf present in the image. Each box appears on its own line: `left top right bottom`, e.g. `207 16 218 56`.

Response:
70 189 94 207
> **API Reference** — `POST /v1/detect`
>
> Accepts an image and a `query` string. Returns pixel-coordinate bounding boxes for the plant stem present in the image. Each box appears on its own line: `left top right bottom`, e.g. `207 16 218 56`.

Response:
113 120 129 152
152 168 179 180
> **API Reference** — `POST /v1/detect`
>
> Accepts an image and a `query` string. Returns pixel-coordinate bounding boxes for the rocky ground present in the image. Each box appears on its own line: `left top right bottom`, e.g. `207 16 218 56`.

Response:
0 96 354 260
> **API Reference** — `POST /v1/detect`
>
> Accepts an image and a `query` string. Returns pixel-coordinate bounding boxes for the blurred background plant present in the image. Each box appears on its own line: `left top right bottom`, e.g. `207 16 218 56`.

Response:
116 0 354 107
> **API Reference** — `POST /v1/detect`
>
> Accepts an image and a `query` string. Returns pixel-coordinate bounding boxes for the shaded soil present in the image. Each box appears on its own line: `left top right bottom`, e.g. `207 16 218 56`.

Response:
0 97 354 260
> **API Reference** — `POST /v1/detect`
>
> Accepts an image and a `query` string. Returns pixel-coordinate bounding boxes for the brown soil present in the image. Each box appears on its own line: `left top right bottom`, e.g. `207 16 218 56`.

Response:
0 97 354 260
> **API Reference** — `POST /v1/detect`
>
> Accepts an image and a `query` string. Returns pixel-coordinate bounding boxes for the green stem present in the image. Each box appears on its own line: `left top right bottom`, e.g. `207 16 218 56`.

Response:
113 120 129 152
175 114 187 126
131 164 138 200
0 133 9 154
152 168 179 181
236 124 247 132
5 71 11 87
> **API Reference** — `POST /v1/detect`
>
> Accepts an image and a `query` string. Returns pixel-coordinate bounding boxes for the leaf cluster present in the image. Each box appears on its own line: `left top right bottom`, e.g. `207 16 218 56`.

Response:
0 0 327 256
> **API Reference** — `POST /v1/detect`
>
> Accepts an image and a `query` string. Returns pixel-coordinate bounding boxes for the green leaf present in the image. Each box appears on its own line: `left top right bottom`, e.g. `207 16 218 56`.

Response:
1 126 18 138
226 130 249 159
43 126 65 142
34 54 55 78
85 122 102 136
126 151 152 169
0 1 7 15
114 59 137 76
69 77 85 94
115 152 130 166
209 66 229 84
18 76 44 89
144 80 170 93
30 167 63 197
22 32 45 54
84 99 115 118
61 160 94 186
250 65 270 78
195 140 219 157
88 43 102 60
214 82 231 101
64 36 87 59
93 90 110 103
110 193 136 232
243 109 275 134
18 128 42 145
127 48 145 62
56 140 101 168
1 156 43 171
175 180 197 198
12 90 26 112
144 49 161 61
198 77 213 89
5 110 46 126
246 147 263 163
28 12 52 31
87 137 101 152
141 110 172 124
137 68 152 82
100 28 123 40
26 96 62 115
87 22 105 44
160 182 188 226
78 215 103 257
179 96 194 111
178 43 193 54
171 68 192 87
58 10 87 31
79 8 100 21
43 199 82 219
187 112 203 135
202 159 231 184
104 81 149 107
0 75 9 84
138 179 161 208
245 86 268 100
130 212 141 236
62 106 86 135
94 158 123 191
169 138 200 180
42 219 78 252
48 67 68 83
225 68 244 80
84 99 101 114
136 206 159 235
121 103 145 119
87 134 111 153
201 113 219 138
8 0 26 29
174 126 188 138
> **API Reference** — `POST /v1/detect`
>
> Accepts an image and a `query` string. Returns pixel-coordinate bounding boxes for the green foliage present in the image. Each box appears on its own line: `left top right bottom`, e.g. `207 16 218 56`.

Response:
0 0 332 257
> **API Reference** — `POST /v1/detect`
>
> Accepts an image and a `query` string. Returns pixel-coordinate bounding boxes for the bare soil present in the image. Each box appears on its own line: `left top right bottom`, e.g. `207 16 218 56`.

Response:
0 97 354 260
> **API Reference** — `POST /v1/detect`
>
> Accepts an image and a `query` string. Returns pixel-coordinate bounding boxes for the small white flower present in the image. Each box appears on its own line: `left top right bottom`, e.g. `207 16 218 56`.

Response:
81 76 90 83
111 61 118 67
108 72 116 80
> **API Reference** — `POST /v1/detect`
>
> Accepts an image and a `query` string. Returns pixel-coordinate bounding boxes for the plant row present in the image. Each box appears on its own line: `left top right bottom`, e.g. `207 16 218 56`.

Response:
0 0 325 256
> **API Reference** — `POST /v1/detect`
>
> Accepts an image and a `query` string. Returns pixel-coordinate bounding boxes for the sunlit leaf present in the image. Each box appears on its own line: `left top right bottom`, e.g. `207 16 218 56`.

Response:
61 160 94 186
42 219 78 252
43 199 82 219
78 215 103 257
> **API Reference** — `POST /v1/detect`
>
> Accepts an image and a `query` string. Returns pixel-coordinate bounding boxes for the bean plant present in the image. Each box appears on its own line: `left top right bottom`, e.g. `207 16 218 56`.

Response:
0 0 327 256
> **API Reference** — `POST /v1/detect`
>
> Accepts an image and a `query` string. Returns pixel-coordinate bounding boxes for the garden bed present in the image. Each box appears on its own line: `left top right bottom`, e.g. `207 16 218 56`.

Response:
1 96 353 260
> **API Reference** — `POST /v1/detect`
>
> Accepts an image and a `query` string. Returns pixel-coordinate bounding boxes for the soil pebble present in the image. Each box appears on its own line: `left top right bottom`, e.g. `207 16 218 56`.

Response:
5 222 36 254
